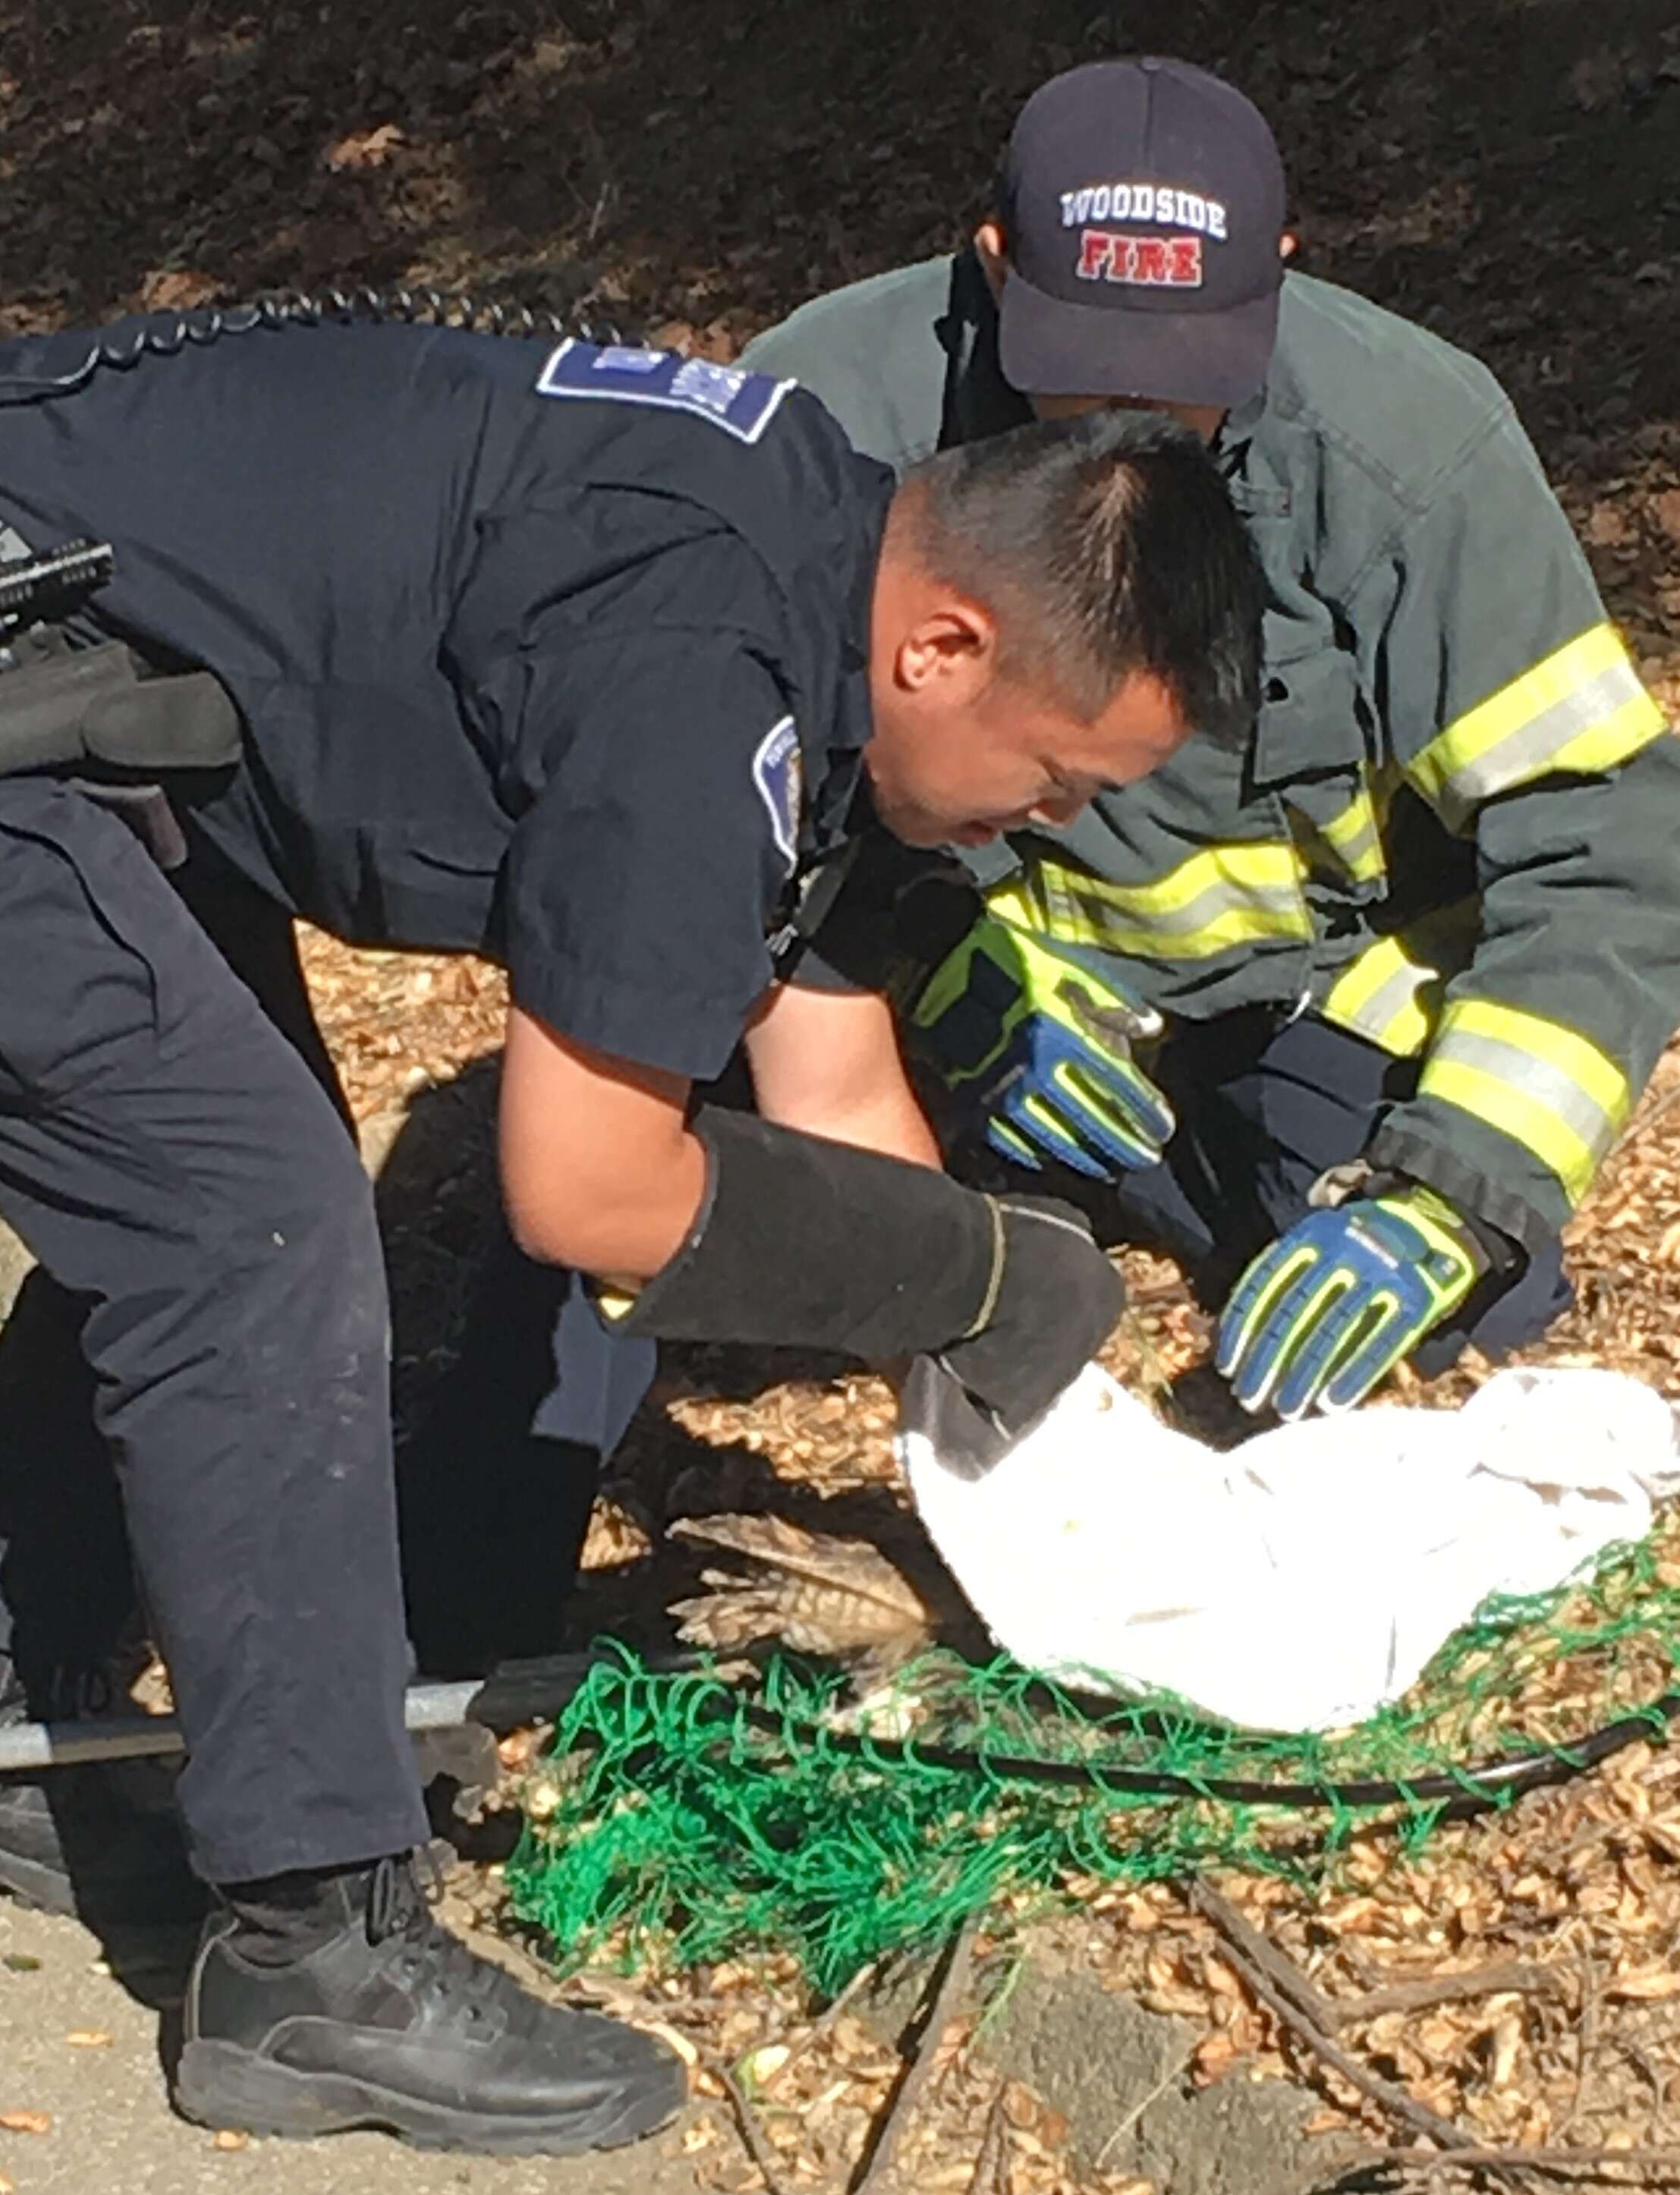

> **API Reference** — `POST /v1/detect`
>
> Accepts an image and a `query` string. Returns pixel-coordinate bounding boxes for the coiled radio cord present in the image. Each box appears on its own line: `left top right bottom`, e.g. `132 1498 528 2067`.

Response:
47 281 630 392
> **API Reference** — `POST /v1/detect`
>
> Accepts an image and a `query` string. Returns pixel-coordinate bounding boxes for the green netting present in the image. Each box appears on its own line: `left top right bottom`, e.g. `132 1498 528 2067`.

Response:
507 1530 1680 1996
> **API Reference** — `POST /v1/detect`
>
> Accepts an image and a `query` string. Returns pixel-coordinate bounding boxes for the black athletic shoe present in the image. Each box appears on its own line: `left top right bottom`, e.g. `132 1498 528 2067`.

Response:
0 1668 203 1924
175 1855 686 2154
0 1773 203 1921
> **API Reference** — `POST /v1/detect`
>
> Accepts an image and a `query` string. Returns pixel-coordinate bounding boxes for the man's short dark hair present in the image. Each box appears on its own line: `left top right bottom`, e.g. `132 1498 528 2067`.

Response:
898 410 1265 745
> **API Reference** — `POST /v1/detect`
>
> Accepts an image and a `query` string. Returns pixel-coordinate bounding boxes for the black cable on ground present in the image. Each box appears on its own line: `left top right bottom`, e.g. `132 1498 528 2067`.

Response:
736 1688 1680 1816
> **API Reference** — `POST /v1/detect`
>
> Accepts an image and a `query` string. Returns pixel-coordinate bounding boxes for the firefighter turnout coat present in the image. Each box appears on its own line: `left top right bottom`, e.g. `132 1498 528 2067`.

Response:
744 257 1680 1253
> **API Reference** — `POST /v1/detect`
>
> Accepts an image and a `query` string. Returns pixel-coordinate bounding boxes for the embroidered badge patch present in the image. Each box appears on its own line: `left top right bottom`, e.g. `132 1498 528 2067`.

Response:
535 340 793 444
751 716 803 871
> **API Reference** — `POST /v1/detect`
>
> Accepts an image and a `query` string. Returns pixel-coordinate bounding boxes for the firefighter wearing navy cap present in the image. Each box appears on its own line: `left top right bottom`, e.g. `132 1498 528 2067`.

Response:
744 55 1680 1421
0 305 1262 2146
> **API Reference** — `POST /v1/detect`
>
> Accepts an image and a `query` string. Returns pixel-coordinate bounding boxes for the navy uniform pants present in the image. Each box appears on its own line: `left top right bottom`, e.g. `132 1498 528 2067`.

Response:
0 782 430 1880
1081 1005 1571 1370
167 839 656 1675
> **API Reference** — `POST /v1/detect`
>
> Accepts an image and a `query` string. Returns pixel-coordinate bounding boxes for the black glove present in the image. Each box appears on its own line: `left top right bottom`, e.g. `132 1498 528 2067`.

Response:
611 1112 1123 1458
901 1197 1125 1480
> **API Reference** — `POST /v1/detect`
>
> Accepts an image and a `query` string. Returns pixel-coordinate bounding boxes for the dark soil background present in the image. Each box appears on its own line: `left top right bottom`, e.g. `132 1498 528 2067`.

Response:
2 0 1677 665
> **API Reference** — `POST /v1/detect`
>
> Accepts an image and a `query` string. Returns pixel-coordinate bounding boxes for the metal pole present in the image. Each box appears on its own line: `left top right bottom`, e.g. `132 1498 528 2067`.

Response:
0 1651 700 1773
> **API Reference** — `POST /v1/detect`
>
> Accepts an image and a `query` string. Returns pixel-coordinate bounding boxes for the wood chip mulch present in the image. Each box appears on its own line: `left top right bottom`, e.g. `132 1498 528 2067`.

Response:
299 913 1680 2190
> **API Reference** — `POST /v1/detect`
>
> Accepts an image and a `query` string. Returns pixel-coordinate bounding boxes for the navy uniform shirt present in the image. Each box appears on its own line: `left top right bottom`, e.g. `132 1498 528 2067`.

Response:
0 316 892 1081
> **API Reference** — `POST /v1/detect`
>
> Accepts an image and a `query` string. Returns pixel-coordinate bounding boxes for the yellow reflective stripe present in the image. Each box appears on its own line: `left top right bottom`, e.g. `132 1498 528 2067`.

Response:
1405 623 1666 829
1420 1061 1600 1204
1320 935 1438 1057
1030 844 1311 961
984 879 1040 932
1419 997 1631 1205
1317 781 1386 882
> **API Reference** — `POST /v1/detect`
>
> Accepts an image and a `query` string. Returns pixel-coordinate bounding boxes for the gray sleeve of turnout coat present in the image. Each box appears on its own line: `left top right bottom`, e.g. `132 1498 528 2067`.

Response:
741 257 958 476
1348 398 1680 1250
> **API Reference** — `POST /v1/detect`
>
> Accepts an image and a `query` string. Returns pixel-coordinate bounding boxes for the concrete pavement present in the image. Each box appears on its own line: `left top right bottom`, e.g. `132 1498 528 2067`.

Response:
0 1897 705 2195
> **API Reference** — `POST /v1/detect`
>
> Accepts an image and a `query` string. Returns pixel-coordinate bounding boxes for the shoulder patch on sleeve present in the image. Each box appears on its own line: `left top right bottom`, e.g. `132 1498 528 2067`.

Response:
536 340 794 445
751 716 803 871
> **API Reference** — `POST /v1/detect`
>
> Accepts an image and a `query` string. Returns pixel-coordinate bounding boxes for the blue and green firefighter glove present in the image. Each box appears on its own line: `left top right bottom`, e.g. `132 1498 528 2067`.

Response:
911 883 1175 1179
1215 1184 1487 1419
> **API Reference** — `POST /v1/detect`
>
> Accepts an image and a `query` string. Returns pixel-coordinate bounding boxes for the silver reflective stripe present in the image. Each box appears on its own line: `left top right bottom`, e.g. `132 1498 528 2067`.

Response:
1326 809 1382 876
1442 662 1648 819
1336 959 1430 1046
1429 1028 1619 1163
1049 873 1305 941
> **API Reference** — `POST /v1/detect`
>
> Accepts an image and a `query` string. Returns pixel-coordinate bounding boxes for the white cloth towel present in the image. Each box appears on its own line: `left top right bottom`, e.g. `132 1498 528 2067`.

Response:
901 1366 1680 1731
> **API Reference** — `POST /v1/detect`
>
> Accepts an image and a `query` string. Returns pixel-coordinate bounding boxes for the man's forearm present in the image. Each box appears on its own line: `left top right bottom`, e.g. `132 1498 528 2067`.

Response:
499 1007 709 1281
759 1074 941 1168
505 1121 709 1281
499 991 938 1291
744 982 940 1168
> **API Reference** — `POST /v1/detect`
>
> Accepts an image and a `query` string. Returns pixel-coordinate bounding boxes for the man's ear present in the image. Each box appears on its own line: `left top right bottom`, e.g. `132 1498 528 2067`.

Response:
1280 231 1299 261
892 598 997 698
973 221 1008 303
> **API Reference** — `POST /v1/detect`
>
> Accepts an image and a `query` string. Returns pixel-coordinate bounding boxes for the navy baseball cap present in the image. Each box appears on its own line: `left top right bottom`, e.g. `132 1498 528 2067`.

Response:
996 58 1287 408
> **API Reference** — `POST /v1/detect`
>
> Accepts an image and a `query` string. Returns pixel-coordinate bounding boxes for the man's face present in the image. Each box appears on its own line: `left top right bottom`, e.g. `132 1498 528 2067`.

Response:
865 661 1188 849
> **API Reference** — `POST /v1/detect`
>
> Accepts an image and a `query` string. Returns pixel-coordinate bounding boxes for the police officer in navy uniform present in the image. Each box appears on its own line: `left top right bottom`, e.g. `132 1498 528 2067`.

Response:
745 59 1680 1424
0 305 1262 2148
